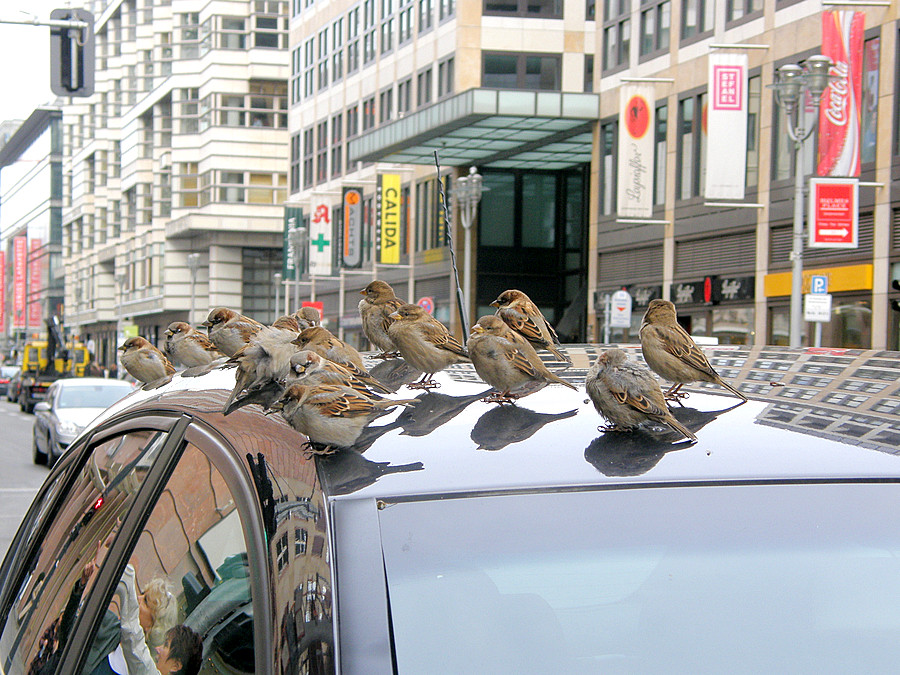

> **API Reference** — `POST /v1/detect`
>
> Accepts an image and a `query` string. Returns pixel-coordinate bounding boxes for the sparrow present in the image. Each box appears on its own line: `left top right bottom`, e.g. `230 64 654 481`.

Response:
271 383 415 454
467 315 575 403
270 315 302 332
293 306 322 330
119 337 175 384
490 289 570 363
585 348 697 442
387 303 469 389
225 325 302 410
164 321 225 367
639 299 747 401
286 350 392 397
292 326 367 373
359 280 404 358
202 307 265 357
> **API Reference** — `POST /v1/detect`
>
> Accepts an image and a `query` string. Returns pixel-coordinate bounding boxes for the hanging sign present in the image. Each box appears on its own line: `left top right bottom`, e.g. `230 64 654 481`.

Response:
309 197 333 276
705 52 748 200
616 84 655 218
377 174 402 264
342 187 363 268
809 177 858 249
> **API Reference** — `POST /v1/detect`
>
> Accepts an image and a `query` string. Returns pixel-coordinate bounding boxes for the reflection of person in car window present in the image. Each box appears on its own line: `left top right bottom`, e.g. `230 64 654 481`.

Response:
154 626 203 675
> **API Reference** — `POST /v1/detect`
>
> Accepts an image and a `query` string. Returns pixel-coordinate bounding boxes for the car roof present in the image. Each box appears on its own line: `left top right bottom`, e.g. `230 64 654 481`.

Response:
55 377 134 387
97 345 900 501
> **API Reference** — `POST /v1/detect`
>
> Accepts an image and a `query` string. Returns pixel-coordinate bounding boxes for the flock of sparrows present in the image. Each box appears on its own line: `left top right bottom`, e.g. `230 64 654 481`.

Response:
118 281 747 452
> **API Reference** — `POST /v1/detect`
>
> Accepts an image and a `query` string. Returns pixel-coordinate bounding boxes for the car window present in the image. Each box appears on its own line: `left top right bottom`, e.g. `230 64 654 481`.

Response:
56 385 132 409
0 429 168 675
79 441 256 675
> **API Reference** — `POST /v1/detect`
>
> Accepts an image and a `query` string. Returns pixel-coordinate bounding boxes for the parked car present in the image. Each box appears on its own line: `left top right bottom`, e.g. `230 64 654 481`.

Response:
6 367 22 402
0 365 20 398
2 345 900 674
31 377 135 466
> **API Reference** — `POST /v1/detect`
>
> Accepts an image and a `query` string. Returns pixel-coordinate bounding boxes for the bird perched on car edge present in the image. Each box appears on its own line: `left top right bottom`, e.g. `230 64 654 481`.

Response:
490 289 571 364
225 324 303 411
387 303 469 389
639 299 747 401
272 383 416 454
585 348 697 442
359 280 404 358
286 350 392 397
202 307 265 357
119 337 175 384
468 315 575 403
164 321 225 367
292 326 368 373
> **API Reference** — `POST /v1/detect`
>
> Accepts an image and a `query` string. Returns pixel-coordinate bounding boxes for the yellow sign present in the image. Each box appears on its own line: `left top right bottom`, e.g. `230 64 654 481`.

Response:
763 264 873 297
378 174 402 264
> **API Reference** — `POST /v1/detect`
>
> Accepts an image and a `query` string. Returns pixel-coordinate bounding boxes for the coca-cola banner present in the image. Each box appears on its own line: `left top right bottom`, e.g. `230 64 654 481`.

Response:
617 83 655 218
818 10 864 177
12 237 26 330
705 52 748 200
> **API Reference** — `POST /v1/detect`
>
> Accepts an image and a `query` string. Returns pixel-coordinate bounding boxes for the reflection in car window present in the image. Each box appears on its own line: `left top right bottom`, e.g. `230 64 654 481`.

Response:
0 430 167 675
56 385 133 409
82 442 255 675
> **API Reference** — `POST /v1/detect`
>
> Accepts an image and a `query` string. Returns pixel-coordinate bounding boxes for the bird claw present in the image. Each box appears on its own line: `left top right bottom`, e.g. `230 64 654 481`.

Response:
407 379 440 390
598 424 633 434
373 351 401 360
664 390 689 403
481 392 518 405
302 442 338 458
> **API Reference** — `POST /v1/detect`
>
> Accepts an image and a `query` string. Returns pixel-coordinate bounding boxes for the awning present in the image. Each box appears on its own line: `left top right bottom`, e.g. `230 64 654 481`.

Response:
348 88 599 170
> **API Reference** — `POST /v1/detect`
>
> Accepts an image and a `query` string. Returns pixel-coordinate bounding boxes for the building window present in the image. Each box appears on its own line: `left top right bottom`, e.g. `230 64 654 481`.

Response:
379 87 393 123
676 92 707 199
417 67 433 106
347 104 359 137
178 12 201 59
599 119 617 215
438 57 454 98
253 1 287 49
243 248 282 324
332 113 343 177
317 28 329 89
380 0 395 54
363 96 376 130
303 38 315 98
218 82 288 128
399 0 413 44
654 104 667 205
316 121 328 183
482 53 561 91
291 45 301 104
483 0 561 18
584 54 594 92
640 0 669 58
347 7 360 73
681 0 713 41
219 16 246 48
746 75 760 188
332 17 344 82
179 88 200 133
439 0 455 20
602 1 630 72
303 128 314 188
295 528 308 556
418 0 433 33
363 0 376 64
290 133 301 191
860 36 880 165
398 77 412 114
725 0 761 23
220 172 245 203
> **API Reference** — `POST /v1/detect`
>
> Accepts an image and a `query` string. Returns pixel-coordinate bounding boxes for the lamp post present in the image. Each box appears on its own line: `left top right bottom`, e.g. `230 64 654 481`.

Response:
114 271 127 364
187 253 200 325
455 166 484 327
771 55 832 348
288 226 307 313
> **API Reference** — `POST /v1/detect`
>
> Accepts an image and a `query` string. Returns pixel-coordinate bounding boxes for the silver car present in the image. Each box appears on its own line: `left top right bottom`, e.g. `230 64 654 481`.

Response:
32 377 135 466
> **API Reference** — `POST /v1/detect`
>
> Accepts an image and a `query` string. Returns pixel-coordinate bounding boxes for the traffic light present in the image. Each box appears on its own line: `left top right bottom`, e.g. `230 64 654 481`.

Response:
50 8 94 98
891 279 900 313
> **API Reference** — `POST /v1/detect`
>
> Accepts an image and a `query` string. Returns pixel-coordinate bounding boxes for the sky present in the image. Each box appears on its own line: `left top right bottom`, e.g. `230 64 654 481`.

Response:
0 1 62 124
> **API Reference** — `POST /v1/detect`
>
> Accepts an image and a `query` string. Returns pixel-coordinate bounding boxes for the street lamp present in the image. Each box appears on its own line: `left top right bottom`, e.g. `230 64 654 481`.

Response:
187 253 200 325
771 54 832 348
114 271 127 361
456 166 484 327
288 226 307 313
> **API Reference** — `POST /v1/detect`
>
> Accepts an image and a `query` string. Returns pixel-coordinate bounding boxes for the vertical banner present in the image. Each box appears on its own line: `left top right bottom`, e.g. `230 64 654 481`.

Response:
808 177 858 249
0 251 5 333
28 239 42 328
617 84 655 218
283 206 303 280
341 187 363 268
705 52 748 199
377 174 401 264
818 10 864 177
309 197 333 277
12 237 26 330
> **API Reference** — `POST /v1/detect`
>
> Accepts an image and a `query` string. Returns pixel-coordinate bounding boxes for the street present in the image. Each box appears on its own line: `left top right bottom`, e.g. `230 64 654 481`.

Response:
0 397 47 560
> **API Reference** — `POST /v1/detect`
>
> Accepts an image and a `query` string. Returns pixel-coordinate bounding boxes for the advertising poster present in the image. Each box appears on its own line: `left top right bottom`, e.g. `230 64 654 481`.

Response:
377 174 401 264
705 52 748 200
308 197 333 277
808 177 858 249
12 237 26 330
28 239 42 328
342 187 363 269
616 84 655 218
818 10 864 177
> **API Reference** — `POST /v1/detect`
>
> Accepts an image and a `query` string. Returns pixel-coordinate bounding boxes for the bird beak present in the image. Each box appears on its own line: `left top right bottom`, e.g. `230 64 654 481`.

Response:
359 289 367 296
489 300 499 308
200 320 211 327
388 311 400 321
471 324 484 335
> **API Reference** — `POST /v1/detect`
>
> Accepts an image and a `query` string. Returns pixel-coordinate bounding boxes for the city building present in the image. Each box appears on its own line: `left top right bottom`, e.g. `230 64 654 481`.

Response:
0 108 64 357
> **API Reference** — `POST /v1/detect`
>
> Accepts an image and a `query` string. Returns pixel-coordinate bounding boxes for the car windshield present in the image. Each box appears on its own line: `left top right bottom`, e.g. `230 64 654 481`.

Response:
377 483 900 673
57 384 131 409
1 367 18 377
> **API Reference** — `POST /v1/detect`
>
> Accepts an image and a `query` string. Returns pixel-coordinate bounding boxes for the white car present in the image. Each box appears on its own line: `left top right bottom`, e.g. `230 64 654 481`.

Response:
32 377 136 466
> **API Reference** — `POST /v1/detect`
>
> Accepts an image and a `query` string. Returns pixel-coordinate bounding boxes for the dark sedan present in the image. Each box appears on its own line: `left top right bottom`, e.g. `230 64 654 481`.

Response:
0 345 899 674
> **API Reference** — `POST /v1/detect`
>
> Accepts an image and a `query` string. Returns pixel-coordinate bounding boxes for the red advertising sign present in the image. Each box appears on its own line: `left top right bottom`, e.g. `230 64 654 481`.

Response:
818 10 864 177
28 239 42 328
0 252 5 333
808 178 858 249
12 237 26 329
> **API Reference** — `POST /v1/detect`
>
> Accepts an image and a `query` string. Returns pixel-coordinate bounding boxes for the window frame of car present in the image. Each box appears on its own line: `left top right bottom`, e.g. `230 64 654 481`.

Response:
0 409 274 675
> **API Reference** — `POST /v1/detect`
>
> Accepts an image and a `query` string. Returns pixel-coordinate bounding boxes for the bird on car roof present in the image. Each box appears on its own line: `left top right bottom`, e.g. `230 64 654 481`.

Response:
225 323 304 411
467 315 575 404
639 299 747 401
202 307 265 357
585 348 697 442
490 289 570 364
286 350 391 397
119 337 175 384
359 280 404 358
164 321 225 367
293 306 322 330
387 303 469 389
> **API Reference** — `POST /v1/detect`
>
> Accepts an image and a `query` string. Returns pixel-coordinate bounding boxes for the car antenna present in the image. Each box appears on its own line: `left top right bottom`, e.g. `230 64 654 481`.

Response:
433 150 470 338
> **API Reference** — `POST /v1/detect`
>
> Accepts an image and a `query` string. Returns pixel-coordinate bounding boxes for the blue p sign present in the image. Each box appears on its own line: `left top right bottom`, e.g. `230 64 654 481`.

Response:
810 275 828 295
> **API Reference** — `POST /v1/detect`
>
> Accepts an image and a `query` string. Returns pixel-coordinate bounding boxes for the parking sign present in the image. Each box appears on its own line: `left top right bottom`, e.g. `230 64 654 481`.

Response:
810 275 828 295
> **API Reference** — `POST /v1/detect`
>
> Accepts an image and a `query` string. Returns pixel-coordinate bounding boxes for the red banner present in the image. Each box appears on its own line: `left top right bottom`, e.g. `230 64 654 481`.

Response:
12 237 26 330
817 10 864 177
28 239 42 328
0 251 6 333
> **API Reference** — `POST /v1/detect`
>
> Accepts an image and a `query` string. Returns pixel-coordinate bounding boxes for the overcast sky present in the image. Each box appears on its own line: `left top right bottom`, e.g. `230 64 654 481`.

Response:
0 1 61 124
